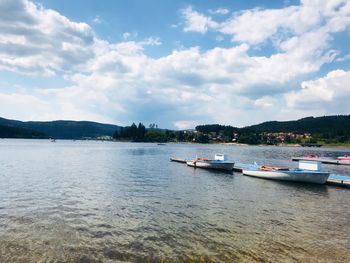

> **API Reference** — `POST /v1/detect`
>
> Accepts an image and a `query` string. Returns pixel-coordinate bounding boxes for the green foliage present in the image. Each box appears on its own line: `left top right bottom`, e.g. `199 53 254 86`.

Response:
144 130 167 142
138 123 146 139
4 114 348 144
248 115 350 133
0 117 121 139
114 122 147 141
196 124 238 135
113 115 350 145
0 124 47 138
246 115 350 144
113 122 197 143
196 133 209 143
176 131 184 141
195 124 238 142
237 133 260 145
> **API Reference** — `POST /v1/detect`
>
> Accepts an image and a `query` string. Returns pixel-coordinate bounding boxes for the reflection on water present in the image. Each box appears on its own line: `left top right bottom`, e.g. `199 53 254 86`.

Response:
0 140 349 262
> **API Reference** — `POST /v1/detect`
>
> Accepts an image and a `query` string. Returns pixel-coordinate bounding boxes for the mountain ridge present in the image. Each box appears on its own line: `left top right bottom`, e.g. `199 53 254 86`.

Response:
0 117 121 139
1 115 350 141
243 115 350 134
0 124 47 139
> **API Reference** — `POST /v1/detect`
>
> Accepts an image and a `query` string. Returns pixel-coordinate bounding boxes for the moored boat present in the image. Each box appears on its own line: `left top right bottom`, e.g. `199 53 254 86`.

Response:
304 154 319 158
336 155 350 164
243 161 330 184
337 154 350 160
186 154 234 171
292 155 350 165
337 155 350 164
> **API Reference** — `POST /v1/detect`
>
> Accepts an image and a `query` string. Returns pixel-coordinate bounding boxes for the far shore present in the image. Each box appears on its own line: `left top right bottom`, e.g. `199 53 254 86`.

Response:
1 137 350 148
218 142 350 148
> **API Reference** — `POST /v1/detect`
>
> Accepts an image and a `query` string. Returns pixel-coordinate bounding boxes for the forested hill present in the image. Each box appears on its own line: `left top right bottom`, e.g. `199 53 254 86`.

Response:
0 117 121 139
193 115 350 144
243 115 350 134
1 115 350 141
0 124 47 139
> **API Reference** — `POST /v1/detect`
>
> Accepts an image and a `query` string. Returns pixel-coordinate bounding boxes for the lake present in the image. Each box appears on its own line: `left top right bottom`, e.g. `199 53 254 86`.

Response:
0 139 349 262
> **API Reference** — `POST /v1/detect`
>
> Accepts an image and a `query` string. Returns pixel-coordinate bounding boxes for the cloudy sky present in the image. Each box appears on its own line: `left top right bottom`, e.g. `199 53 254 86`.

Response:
0 0 349 129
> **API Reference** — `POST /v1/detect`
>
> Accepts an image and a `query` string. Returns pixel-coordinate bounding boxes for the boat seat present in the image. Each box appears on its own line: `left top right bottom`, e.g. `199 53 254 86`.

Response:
259 166 289 171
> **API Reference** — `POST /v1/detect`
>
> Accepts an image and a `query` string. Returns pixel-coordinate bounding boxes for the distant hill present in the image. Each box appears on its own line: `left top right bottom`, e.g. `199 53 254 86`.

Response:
193 115 350 144
0 124 47 139
243 115 350 134
0 117 121 139
2 115 350 142
194 116 350 135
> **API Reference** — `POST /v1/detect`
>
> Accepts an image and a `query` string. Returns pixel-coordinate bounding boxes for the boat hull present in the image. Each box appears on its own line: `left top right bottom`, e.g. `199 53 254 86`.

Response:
242 169 330 184
292 157 350 165
338 159 350 165
187 160 234 171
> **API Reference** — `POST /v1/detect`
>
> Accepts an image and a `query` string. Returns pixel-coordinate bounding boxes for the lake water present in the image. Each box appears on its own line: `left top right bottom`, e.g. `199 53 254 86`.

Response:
0 139 349 262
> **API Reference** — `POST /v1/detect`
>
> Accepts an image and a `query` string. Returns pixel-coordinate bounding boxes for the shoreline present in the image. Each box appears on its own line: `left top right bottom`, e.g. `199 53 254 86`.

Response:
1 138 350 148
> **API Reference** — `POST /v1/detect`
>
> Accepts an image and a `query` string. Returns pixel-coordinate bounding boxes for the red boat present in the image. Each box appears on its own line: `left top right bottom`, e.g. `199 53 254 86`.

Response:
304 155 319 158
337 154 350 161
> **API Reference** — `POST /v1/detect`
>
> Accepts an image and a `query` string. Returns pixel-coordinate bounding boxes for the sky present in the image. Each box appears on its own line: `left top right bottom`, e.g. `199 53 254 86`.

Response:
0 0 350 129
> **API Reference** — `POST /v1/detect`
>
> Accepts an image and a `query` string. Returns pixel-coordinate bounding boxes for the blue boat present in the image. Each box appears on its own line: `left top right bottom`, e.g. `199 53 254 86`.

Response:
242 161 330 184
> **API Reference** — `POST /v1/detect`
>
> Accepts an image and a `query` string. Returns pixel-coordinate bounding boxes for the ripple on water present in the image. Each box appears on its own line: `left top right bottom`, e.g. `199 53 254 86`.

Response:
0 141 350 262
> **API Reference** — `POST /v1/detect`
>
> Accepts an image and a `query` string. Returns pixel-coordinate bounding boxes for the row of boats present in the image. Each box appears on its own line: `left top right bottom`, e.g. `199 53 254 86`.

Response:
171 154 350 185
186 154 235 171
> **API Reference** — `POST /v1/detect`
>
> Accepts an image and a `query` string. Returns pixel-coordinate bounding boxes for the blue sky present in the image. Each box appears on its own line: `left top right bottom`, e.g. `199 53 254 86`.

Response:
37 0 300 57
0 0 350 129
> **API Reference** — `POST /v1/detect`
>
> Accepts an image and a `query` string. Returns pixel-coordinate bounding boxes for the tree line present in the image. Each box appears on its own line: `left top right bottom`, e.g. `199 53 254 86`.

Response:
113 123 171 142
113 122 210 143
113 115 350 145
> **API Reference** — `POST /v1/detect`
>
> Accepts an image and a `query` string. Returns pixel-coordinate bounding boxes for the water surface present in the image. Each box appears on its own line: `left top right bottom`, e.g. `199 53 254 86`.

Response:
0 140 349 262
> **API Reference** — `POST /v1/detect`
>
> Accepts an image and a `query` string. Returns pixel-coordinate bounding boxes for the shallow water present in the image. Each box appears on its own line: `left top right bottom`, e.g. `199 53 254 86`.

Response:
0 139 349 262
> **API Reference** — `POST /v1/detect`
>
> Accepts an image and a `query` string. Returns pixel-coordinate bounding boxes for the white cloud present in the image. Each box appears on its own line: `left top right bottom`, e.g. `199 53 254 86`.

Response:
219 7 299 45
0 92 51 120
139 37 162 46
182 7 218 33
254 96 275 108
123 32 131 39
122 32 138 40
0 0 95 76
173 121 195 130
336 54 350 62
285 70 350 114
0 0 350 128
92 15 102 24
183 1 350 46
209 8 230 15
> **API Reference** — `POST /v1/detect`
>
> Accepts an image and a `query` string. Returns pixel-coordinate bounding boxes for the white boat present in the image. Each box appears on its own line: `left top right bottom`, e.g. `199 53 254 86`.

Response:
338 159 350 165
292 155 350 165
337 154 350 160
337 155 350 165
242 161 330 184
186 154 234 171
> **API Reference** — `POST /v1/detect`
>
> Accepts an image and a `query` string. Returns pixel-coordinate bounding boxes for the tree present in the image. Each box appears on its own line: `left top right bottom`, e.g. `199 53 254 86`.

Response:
130 123 138 139
176 131 184 141
196 133 209 143
149 123 156 129
145 129 166 142
113 130 119 139
137 123 146 140
113 127 124 139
